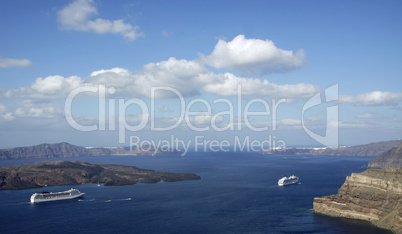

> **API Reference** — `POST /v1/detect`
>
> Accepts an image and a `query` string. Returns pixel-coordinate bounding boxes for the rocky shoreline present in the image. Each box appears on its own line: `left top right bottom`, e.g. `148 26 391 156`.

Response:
313 168 402 233
0 161 201 190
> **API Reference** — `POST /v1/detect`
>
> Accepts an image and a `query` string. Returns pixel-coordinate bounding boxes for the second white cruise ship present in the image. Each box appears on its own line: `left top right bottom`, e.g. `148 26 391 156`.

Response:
278 175 299 186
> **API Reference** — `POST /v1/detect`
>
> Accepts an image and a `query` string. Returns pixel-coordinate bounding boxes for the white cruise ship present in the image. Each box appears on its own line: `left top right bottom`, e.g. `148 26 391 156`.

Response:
278 175 299 186
30 188 85 203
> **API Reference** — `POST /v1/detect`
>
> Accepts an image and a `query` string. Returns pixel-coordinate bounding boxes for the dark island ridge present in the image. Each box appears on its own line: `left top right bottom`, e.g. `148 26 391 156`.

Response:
0 160 201 190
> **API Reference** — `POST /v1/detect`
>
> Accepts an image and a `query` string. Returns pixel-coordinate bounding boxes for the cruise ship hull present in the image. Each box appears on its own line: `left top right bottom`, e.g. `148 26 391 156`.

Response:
278 180 298 186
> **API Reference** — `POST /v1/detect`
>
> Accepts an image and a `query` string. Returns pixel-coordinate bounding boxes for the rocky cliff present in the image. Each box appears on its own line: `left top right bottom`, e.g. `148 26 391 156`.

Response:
0 161 201 190
313 168 402 233
369 143 402 169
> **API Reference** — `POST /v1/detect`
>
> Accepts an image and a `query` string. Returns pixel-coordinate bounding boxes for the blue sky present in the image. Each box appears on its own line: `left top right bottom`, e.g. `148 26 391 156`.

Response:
0 0 401 148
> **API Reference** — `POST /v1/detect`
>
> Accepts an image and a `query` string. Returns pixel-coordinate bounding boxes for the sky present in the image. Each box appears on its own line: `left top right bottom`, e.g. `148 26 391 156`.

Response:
0 0 402 149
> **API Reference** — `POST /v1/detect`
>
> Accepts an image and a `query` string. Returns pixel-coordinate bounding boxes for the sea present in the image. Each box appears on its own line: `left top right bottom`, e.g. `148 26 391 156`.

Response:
0 152 391 234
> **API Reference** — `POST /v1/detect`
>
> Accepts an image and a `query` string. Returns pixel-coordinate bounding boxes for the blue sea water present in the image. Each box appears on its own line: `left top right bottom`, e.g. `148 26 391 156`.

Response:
0 153 391 233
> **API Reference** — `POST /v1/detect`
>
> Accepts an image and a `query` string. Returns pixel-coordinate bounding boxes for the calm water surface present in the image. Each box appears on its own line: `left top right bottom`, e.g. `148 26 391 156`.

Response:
0 153 390 233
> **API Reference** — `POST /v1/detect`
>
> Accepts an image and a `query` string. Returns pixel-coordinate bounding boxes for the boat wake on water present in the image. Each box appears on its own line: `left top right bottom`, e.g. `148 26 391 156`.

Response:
77 198 95 202
105 198 132 202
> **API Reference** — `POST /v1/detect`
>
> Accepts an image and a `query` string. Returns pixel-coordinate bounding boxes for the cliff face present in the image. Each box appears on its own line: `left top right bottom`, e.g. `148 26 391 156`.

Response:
369 143 402 169
313 168 402 233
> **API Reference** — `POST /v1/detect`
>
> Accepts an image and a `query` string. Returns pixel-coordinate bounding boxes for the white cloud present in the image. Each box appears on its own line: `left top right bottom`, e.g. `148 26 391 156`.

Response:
161 30 173 37
0 103 5 113
14 101 59 118
5 75 83 99
160 106 174 113
270 118 303 129
337 121 367 128
202 35 305 75
339 91 402 106
90 67 129 77
201 72 319 98
2 112 14 121
355 113 397 124
0 56 32 68
276 118 302 126
355 113 393 119
356 113 375 119
273 118 368 130
31 76 83 96
2 58 207 99
0 35 316 101
87 59 318 99
0 103 14 121
86 67 133 94
191 115 223 125
57 0 144 40
87 57 208 97
1 57 318 100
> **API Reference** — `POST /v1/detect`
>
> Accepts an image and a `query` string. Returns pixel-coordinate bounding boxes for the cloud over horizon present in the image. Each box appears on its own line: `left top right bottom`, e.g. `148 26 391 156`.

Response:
0 56 32 68
57 0 144 41
1 57 319 100
2 31 398 111
2 75 83 99
0 103 14 121
339 91 402 106
202 35 305 75
201 72 318 98
86 58 207 98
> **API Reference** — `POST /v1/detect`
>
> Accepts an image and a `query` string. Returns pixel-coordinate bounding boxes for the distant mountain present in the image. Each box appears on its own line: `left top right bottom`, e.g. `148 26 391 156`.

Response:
0 142 163 160
309 140 402 156
2 140 402 160
368 142 402 168
261 140 402 157
0 142 92 160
